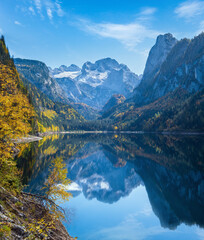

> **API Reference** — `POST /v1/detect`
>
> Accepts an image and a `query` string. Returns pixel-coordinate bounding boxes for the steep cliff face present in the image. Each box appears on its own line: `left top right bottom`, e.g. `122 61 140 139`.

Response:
142 33 177 83
144 33 204 103
137 34 176 90
132 33 204 105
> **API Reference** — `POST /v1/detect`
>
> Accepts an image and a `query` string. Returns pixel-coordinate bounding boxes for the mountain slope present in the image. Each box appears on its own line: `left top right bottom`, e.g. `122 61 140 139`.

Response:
14 58 69 104
101 94 126 113
20 75 84 132
102 87 204 132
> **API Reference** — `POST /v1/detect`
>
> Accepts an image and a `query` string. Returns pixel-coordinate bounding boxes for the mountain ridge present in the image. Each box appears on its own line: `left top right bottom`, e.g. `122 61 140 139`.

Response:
50 57 141 109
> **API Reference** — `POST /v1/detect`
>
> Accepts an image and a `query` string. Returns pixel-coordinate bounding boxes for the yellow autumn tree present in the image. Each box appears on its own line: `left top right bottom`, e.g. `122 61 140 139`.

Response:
0 36 35 192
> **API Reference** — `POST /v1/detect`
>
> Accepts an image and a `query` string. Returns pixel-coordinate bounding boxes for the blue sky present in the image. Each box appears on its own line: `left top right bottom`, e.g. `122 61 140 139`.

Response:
0 0 204 74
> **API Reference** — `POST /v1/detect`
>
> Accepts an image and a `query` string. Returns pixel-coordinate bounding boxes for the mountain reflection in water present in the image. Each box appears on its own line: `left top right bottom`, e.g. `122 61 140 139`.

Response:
16 133 204 238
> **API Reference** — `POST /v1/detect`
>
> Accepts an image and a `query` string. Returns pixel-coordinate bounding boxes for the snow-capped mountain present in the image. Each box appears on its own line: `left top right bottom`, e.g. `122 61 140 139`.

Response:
50 58 141 109
49 64 81 79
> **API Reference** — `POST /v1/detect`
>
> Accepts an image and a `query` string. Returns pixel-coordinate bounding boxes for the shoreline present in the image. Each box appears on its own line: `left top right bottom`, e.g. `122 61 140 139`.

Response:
38 130 204 137
12 130 204 146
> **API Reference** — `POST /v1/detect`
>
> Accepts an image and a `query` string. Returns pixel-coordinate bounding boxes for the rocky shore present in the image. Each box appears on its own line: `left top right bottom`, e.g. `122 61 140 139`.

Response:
0 187 74 240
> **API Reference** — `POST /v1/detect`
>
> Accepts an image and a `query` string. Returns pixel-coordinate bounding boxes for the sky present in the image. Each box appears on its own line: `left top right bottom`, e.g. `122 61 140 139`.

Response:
0 0 204 74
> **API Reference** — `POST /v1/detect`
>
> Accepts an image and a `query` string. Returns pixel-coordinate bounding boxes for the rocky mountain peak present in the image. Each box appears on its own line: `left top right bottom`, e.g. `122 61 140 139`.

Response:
81 61 94 73
156 33 175 44
67 64 81 71
143 33 177 80
82 58 120 74
95 58 120 70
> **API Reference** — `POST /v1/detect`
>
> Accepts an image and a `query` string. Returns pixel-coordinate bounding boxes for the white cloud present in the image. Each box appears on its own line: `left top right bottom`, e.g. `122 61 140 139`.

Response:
76 18 160 51
33 0 42 13
28 6 35 15
175 1 204 19
0 28 3 34
32 0 64 20
14 21 22 26
47 8 53 20
140 7 157 16
55 1 64 17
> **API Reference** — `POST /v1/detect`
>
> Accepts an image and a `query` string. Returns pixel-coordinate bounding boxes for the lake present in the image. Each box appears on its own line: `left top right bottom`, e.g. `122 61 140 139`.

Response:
16 133 204 240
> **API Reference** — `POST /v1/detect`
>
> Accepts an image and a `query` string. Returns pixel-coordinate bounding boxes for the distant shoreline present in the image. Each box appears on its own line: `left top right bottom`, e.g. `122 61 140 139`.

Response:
13 130 204 144
38 130 204 137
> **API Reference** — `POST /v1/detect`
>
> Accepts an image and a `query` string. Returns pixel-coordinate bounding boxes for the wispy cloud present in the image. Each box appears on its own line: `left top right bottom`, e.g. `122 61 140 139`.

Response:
175 1 204 19
14 21 22 26
33 0 42 13
28 6 36 15
32 0 64 20
47 8 53 20
75 17 160 51
140 7 157 16
55 1 64 17
72 7 160 51
196 20 204 34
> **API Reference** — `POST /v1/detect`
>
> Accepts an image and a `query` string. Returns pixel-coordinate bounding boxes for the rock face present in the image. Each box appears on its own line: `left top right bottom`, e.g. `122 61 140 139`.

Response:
132 32 204 105
132 33 177 105
143 33 177 84
14 58 69 104
102 94 126 113
50 58 141 109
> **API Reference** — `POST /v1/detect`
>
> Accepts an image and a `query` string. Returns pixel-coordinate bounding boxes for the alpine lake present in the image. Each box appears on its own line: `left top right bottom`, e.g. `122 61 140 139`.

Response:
16 133 204 240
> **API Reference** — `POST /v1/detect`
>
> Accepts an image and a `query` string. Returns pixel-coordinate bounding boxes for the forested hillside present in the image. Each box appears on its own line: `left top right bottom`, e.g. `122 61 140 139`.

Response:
102 88 204 131
20 75 84 133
